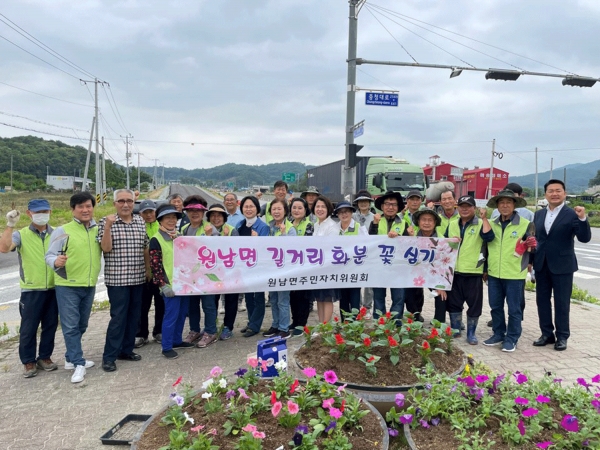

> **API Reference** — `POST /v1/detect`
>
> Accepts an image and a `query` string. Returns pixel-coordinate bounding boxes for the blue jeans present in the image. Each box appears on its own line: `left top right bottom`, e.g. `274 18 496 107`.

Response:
488 276 524 345
19 290 58 365
162 295 189 351
103 284 144 362
270 291 290 332
188 295 218 335
373 288 405 320
245 292 265 333
55 286 95 367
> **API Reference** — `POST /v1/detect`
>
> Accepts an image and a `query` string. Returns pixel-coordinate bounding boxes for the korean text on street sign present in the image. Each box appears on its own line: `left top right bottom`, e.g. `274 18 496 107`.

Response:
353 125 364 138
365 92 398 107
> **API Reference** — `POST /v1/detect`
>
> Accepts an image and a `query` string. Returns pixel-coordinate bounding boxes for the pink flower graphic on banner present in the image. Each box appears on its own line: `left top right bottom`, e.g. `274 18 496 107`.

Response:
413 276 426 287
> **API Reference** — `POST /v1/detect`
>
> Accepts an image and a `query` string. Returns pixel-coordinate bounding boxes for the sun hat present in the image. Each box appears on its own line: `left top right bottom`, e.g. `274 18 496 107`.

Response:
412 207 442 227
183 203 208 211
333 201 356 213
206 204 229 221
374 191 404 211
300 187 320 199
155 204 182 221
486 189 527 209
353 189 373 204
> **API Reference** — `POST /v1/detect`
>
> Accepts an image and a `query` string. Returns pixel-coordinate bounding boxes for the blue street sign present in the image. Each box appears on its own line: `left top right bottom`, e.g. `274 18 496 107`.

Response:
353 125 364 138
365 92 398 107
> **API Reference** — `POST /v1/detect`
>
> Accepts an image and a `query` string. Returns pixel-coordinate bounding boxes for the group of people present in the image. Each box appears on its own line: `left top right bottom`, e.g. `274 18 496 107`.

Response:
0 177 590 382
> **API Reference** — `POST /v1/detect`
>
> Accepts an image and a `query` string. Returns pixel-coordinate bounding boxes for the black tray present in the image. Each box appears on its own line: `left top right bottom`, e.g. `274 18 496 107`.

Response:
100 414 151 445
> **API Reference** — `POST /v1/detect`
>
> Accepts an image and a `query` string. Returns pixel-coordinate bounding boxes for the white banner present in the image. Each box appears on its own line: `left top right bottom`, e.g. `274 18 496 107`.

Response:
172 235 459 295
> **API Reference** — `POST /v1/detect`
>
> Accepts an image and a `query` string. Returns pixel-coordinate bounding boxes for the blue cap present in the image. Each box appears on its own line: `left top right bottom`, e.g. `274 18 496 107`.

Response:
28 199 51 212
138 199 156 212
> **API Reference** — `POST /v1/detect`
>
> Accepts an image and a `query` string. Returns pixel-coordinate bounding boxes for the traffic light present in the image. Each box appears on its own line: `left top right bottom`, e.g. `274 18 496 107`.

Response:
348 143 364 168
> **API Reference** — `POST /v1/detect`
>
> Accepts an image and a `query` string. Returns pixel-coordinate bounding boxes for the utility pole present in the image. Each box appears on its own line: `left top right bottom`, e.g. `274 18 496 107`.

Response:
94 78 100 201
101 136 107 204
161 163 165 186
534 147 539 206
487 139 501 199
137 151 142 191
122 134 133 189
82 116 95 191
153 159 159 189
10 154 13 192
550 157 554 179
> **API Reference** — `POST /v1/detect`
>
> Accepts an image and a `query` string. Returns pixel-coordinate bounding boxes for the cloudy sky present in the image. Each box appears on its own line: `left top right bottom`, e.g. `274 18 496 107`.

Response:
1 0 599 176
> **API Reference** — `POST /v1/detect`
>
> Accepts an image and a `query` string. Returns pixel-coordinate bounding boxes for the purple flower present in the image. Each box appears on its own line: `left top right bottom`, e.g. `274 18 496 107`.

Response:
325 421 337 433
450 384 457 393
431 418 440 426
225 390 236 400
169 392 177 399
324 370 338 384
469 387 485 401
492 374 505 391
174 395 184 406
515 397 529 405
235 368 248 377
514 372 528 385
419 419 430 428
295 425 309 434
425 383 432 390
591 399 600 411
476 375 489 383
523 408 539 417
395 393 405 408
536 442 553 449
536 395 551 403
292 433 303 446
388 427 399 437
553 378 562 385
561 415 579 432
518 419 526 436
457 376 476 387
399 414 413 424
592 374 600 383
577 378 591 390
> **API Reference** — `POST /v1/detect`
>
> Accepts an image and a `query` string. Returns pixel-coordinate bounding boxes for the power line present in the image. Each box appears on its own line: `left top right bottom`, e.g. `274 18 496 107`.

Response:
0 110 89 132
0 13 98 80
105 84 130 135
0 120 86 141
0 33 82 80
0 80 93 107
101 84 129 134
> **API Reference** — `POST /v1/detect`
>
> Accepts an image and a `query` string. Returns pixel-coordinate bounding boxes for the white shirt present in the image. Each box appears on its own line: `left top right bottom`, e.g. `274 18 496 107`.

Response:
313 217 340 236
544 202 565 234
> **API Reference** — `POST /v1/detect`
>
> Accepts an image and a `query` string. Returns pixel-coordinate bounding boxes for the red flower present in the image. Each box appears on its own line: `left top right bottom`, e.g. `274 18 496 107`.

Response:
340 399 346 412
378 317 385 325
363 337 372 347
445 326 452 336
304 326 310 335
429 328 439 338
367 356 376 363
422 341 430 350
407 318 413 324
290 379 299 394
385 311 391 319
172 376 183 387
359 307 367 316
323 321 328 325
271 390 277 405
356 314 363 321
335 334 345 345
384 329 391 335
406 326 411 331
388 336 399 347
334 316 339 322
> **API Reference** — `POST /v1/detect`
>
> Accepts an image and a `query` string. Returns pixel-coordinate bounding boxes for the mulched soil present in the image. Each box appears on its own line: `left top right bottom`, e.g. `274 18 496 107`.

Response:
136 381 386 450
295 335 465 387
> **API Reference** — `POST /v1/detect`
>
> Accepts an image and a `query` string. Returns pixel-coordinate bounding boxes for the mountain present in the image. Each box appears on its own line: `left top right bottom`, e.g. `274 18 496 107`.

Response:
509 159 600 193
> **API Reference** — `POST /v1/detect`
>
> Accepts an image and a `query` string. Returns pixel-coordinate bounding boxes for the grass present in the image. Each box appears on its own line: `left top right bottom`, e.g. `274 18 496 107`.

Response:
525 281 599 305
0 322 8 337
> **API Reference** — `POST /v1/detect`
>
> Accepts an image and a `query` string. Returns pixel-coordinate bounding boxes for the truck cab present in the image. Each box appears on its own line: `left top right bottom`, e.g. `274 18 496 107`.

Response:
366 157 427 199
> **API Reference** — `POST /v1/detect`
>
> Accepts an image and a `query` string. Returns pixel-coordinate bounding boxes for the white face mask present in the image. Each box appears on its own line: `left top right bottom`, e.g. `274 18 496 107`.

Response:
32 213 50 226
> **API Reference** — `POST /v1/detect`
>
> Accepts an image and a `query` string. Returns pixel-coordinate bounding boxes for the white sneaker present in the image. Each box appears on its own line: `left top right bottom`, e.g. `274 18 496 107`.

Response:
218 306 225 314
238 302 246 312
65 360 95 370
71 365 86 383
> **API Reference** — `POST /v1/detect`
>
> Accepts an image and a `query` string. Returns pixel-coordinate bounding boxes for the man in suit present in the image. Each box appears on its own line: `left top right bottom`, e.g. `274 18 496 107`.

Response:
532 179 591 351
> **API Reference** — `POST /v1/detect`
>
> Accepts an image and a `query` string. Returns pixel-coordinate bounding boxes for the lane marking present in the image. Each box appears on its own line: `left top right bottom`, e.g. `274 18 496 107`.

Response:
574 273 599 280
578 265 600 274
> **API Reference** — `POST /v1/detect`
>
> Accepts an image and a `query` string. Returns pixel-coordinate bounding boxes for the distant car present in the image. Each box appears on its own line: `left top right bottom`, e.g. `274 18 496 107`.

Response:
537 198 548 207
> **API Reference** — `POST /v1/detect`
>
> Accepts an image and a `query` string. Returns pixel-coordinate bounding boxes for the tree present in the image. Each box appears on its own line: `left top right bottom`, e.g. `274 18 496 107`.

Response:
589 170 600 187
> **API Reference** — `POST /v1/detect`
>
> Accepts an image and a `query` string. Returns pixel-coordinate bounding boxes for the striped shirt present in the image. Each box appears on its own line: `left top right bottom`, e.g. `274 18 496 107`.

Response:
97 214 148 286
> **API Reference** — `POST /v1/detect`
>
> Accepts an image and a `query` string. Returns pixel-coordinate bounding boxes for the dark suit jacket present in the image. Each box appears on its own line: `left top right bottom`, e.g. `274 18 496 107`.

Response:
533 206 591 274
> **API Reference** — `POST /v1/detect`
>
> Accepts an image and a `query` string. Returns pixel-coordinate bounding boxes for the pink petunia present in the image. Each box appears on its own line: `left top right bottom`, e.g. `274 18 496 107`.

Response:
514 372 528 384
518 419 526 436
238 388 249 399
260 360 268 372
592 374 600 383
324 370 338 384
208 429 217 436
271 401 282 417
337 384 347 393
252 431 266 439
536 442 553 449
329 407 343 419
302 367 317 378
287 400 300 415
322 398 335 409
561 415 579 432
475 375 489 383
536 395 551 403
515 397 529 405
247 357 258 368
242 424 257 432
523 408 539 417
209 366 222 377
190 424 205 433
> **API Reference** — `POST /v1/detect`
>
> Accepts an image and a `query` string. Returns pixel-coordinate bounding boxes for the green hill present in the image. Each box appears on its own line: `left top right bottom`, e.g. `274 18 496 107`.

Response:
509 159 600 193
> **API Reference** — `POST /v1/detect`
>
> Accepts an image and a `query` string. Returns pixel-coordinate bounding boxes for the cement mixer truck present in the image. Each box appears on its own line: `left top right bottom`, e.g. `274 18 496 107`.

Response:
306 156 427 203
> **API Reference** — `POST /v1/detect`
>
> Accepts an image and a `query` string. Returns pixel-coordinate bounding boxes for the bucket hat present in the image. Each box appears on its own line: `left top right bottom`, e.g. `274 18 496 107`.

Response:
353 189 373 204
412 207 442 227
155 204 182 221
206 204 228 221
333 201 356 213
300 186 320 199
486 189 527 209
374 190 404 211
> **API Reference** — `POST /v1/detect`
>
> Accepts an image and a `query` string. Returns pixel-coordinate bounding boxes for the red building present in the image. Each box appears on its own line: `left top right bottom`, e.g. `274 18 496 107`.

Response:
462 167 509 199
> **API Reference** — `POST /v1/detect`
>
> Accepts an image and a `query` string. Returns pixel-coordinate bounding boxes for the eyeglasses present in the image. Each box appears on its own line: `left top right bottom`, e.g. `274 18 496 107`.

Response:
116 199 134 205
383 202 398 207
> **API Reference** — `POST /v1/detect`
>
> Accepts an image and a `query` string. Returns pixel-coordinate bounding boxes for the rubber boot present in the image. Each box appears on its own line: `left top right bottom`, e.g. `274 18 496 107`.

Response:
466 317 479 345
449 312 462 338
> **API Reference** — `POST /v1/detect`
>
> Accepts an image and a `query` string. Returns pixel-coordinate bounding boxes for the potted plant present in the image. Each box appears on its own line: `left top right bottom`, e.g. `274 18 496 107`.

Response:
131 358 390 449
293 308 465 413
388 364 600 449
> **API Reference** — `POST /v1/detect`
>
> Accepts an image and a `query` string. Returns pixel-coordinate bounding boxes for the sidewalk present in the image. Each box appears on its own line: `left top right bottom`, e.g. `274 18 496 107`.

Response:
1 290 599 449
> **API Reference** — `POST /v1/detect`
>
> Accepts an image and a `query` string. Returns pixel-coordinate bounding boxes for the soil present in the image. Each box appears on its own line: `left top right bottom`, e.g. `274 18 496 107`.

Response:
135 381 386 450
295 335 465 387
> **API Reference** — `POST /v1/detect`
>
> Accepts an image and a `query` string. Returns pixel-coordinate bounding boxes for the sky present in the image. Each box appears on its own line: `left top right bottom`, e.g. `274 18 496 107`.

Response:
1 0 599 177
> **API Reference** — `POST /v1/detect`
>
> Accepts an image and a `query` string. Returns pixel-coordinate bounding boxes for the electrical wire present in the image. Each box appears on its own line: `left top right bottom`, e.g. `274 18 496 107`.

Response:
105 84 130 135
0 80 93 107
0 110 89 132
365 6 417 63
0 121 86 141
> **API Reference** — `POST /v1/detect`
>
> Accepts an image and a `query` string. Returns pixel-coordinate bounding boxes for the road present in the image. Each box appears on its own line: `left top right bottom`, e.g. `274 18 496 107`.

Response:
571 226 600 297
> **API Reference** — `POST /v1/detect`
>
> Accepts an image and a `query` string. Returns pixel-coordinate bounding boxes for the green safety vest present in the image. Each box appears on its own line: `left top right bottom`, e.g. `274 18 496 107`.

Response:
216 223 235 236
55 221 101 287
340 221 360 235
448 217 486 275
264 201 273 224
18 226 54 290
270 220 294 236
145 221 159 239
437 211 459 237
181 221 208 236
376 215 406 235
487 214 529 279
154 232 175 285
288 217 312 236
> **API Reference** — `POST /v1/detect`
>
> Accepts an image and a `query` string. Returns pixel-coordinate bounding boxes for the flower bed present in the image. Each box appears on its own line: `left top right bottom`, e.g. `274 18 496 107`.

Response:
388 365 600 449
294 309 465 387
132 360 388 450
